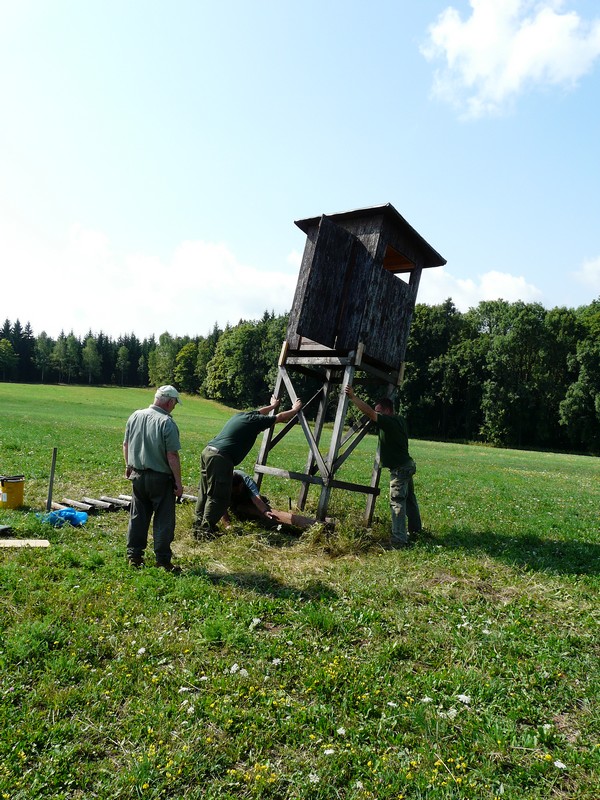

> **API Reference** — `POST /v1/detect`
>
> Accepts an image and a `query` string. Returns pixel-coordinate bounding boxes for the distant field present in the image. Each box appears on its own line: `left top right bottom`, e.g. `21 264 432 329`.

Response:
1 383 599 799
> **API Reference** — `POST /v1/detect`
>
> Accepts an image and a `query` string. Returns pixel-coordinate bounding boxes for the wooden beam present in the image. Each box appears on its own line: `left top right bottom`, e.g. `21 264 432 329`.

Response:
99 495 131 509
328 478 380 496
278 339 289 366
333 420 373 472
317 362 355 519
268 510 317 529
298 370 332 510
359 360 401 385
286 355 350 368
279 367 330 481
365 448 383 525
82 497 113 510
0 539 50 548
254 464 324 486
61 498 94 512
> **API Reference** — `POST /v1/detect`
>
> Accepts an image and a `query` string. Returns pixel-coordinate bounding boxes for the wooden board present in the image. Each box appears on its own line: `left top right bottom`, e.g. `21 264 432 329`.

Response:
0 539 50 548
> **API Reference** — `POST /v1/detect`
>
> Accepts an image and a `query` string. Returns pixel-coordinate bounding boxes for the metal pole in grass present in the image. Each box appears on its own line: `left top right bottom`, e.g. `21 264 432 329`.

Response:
46 447 57 512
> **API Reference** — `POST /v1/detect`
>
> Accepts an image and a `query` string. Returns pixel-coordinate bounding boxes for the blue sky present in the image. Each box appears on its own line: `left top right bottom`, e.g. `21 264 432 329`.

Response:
1 0 599 340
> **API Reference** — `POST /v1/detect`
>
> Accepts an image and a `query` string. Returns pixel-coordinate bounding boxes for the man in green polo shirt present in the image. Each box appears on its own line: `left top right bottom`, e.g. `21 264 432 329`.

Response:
193 395 302 537
345 385 421 548
123 385 184 571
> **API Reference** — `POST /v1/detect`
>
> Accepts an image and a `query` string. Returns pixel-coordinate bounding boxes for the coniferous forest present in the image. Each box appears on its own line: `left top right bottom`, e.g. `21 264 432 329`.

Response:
1 297 599 454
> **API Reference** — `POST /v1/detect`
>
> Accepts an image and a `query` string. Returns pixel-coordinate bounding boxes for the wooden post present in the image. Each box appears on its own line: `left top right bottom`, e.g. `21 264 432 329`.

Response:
46 447 57 512
297 368 331 511
254 369 285 490
316 363 355 520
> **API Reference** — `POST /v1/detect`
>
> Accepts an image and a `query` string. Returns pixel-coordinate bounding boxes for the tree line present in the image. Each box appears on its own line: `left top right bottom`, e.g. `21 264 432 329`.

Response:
1 298 599 454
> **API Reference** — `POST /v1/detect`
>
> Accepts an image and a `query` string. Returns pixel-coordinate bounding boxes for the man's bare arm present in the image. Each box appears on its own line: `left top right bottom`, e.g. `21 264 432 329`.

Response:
344 386 377 422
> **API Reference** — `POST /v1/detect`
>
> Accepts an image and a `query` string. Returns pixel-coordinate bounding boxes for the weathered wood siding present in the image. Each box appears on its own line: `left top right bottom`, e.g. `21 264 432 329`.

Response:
361 270 413 366
287 216 374 350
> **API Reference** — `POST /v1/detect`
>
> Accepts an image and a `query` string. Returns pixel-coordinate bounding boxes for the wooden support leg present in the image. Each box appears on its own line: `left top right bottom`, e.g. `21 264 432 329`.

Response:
297 369 331 511
364 379 395 525
364 449 382 526
316 363 355 521
254 369 285 490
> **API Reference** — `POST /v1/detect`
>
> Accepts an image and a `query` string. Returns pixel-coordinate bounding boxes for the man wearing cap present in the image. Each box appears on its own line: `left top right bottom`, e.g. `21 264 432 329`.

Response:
123 385 184 572
193 394 302 537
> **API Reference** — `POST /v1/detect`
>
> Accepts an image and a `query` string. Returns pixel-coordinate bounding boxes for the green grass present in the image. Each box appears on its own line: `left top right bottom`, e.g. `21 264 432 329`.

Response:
1 383 599 799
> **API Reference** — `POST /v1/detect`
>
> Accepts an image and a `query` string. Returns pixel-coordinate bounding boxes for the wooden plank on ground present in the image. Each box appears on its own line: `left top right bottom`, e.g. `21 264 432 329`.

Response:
99 495 131 509
82 497 113 510
0 539 50 548
269 510 320 529
61 499 94 512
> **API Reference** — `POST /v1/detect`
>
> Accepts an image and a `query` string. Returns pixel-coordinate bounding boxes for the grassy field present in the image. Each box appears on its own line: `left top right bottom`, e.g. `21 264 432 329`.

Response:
0 383 599 799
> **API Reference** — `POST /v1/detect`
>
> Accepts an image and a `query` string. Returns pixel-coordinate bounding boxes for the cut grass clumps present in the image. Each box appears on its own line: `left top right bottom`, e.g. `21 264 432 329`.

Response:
0 384 599 798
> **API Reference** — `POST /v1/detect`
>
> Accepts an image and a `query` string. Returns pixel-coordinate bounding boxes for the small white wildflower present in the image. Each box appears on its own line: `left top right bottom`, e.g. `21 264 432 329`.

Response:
238 668 249 678
482 628 491 635
554 760 567 769
308 772 319 784
249 617 261 630
187 704 195 715
324 748 335 755
543 723 553 732
199 676 209 681
178 687 191 694
387 701 398 708
439 708 458 719
136 647 146 656
421 696 434 703
354 781 364 790
336 727 346 736
457 694 471 704
272 658 282 666
230 663 240 674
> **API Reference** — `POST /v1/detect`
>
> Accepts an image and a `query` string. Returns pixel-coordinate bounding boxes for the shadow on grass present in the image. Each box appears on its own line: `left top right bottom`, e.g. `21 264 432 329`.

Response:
188 567 339 602
441 528 600 576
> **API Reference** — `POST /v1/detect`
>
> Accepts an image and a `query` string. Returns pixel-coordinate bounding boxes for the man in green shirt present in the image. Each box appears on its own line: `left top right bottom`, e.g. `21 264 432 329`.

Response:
123 385 183 572
193 395 302 537
345 385 421 548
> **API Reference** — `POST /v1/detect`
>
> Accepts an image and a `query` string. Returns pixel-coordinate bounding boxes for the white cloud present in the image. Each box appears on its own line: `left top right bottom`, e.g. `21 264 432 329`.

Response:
418 265 543 309
286 249 302 268
422 0 600 117
0 221 297 340
574 255 600 291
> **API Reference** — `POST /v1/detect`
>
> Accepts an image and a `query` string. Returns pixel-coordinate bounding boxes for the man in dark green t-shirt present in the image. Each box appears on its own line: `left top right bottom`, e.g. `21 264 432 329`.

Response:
193 395 302 537
345 385 421 547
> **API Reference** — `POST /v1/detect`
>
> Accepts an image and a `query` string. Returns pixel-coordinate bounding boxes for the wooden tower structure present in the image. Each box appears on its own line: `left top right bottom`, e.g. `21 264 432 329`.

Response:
253 203 446 524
